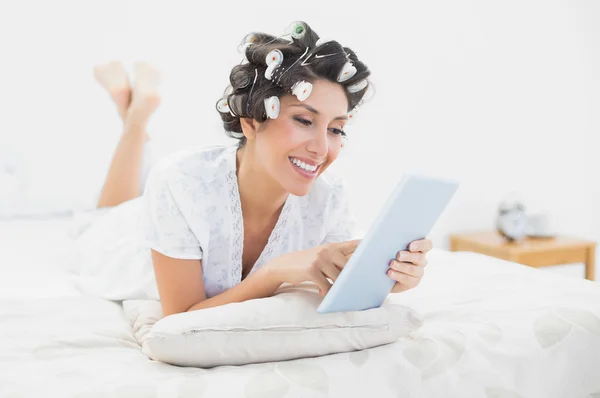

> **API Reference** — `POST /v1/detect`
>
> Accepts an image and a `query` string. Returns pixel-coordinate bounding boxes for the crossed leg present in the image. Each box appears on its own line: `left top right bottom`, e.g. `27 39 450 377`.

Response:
94 61 161 208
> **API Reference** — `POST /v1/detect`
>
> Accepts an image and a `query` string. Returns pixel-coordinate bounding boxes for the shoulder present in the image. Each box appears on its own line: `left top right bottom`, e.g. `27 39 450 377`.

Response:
143 144 237 212
148 145 234 184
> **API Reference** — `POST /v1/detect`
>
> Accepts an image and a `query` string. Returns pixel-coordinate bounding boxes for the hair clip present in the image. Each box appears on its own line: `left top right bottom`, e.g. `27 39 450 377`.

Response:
347 79 368 93
265 49 284 80
271 65 287 85
230 132 245 139
337 61 357 82
264 96 280 119
291 81 312 101
245 69 259 115
271 47 310 85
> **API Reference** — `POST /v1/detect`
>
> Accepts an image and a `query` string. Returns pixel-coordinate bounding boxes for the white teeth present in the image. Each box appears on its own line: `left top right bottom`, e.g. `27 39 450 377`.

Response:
291 157 317 172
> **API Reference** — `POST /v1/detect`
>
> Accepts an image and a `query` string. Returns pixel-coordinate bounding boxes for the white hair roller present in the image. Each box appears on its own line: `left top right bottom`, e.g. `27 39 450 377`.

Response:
217 98 230 113
265 50 284 80
264 96 280 119
337 61 357 83
217 98 236 117
288 21 307 40
291 81 312 101
347 79 368 93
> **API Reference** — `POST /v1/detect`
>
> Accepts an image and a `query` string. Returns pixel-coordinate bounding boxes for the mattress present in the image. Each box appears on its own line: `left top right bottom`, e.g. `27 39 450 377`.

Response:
1 217 599 397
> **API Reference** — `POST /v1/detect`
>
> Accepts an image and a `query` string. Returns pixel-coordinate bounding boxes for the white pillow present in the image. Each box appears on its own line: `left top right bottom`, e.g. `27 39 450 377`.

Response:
123 283 422 368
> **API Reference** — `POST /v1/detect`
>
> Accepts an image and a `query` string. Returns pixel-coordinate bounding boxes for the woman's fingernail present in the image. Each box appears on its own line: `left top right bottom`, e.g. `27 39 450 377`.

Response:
410 243 418 251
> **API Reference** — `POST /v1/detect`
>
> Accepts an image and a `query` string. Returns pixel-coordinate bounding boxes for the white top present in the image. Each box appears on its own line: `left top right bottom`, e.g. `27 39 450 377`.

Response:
140 145 358 298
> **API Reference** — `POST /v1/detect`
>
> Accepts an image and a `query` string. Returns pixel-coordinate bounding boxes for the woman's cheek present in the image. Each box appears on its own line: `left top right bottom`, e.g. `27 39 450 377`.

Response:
327 136 343 158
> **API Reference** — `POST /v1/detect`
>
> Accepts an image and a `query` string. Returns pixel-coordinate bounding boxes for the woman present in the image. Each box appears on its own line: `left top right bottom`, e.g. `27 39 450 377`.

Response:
77 21 431 318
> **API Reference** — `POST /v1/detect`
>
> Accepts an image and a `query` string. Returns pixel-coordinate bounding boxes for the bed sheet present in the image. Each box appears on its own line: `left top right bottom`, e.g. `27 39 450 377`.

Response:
1 219 600 397
0 216 82 299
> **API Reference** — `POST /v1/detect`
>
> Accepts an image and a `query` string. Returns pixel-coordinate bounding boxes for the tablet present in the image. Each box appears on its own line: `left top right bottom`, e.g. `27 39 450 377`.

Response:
316 173 459 314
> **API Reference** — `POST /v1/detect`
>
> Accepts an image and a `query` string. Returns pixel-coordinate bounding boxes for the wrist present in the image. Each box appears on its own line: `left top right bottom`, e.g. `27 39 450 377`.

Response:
261 260 283 287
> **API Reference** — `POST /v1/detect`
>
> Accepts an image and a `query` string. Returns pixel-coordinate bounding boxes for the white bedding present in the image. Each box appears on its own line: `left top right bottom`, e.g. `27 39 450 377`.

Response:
0 217 81 300
1 217 600 397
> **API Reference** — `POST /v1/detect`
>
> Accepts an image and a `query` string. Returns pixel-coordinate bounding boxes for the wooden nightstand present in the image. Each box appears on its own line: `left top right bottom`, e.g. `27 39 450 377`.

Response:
449 231 597 281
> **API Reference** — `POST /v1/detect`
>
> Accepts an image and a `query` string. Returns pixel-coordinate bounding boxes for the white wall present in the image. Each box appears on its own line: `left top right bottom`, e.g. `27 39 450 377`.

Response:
1 0 598 278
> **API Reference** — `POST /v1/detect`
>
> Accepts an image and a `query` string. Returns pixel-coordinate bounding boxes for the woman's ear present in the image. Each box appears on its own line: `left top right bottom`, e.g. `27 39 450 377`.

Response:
239 118 261 141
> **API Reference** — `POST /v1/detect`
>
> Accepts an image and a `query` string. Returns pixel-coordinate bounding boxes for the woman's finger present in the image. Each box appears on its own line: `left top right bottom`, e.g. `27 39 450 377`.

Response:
389 260 424 278
331 250 351 270
330 239 361 256
387 269 420 289
409 239 433 253
322 262 341 282
396 251 427 267
311 270 332 296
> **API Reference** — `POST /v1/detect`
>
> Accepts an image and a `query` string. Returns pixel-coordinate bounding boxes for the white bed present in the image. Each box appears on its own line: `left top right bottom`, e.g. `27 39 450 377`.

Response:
1 216 600 398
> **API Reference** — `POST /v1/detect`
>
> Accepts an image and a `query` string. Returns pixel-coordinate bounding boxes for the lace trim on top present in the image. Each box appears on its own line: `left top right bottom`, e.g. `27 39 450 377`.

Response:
250 197 292 274
226 169 244 286
225 147 293 284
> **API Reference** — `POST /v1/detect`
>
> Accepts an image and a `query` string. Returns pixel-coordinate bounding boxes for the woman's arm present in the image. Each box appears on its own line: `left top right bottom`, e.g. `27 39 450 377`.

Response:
151 250 206 317
151 249 282 317
186 266 281 312
152 240 362 317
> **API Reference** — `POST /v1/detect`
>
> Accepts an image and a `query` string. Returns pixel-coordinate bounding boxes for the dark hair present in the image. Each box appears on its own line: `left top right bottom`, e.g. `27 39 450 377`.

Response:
216 21 371 146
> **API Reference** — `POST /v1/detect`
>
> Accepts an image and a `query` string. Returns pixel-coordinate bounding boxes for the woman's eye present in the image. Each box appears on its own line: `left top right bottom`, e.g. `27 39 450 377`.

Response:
294 117 346 136
329 128 346 136
294 117 312 126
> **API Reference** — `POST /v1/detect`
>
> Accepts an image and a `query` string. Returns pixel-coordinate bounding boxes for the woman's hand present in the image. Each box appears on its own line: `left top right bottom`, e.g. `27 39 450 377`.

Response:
388 238 433 293
265 240 361 296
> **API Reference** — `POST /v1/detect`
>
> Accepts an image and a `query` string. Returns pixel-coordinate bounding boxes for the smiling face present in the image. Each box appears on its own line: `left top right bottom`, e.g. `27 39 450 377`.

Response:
241 79 349 197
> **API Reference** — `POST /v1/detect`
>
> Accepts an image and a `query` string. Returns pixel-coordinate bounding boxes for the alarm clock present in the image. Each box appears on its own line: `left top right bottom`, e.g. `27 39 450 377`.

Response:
496 199 528 242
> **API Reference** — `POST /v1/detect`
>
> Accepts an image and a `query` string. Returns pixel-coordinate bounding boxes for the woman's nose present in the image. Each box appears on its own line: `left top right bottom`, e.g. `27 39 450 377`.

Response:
307 127 328 156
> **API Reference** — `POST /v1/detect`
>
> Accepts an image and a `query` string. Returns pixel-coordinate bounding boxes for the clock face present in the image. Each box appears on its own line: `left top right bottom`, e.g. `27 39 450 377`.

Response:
497 210 528 241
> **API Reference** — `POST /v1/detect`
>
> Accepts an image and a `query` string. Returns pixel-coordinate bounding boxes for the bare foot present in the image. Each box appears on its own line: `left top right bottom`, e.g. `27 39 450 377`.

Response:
125 62 161 131
94 61 131 122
